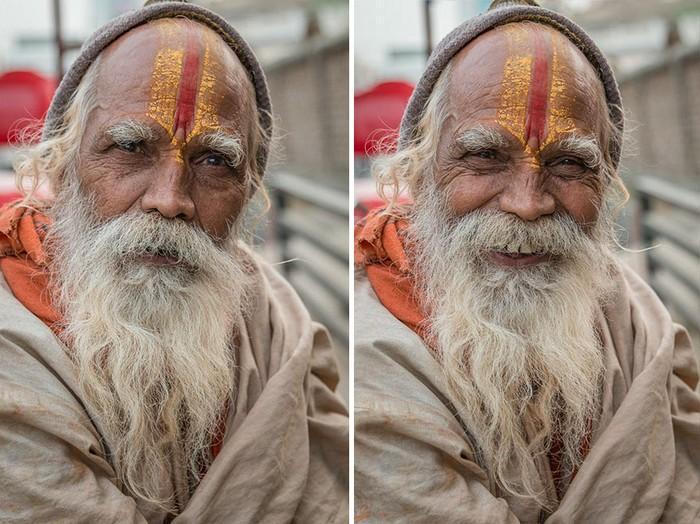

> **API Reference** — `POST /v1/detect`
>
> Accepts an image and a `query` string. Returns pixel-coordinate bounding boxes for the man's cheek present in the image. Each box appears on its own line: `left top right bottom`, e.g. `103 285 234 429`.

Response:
78 162 148 217
553 182 602 228
440 173 500 216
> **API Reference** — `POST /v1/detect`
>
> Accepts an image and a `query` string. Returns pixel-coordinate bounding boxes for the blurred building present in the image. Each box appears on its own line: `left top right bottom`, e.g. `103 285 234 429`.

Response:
355 0 484 90
556 0 700 184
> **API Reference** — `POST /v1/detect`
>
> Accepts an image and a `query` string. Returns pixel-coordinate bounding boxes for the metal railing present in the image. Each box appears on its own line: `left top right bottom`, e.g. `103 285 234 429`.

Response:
268 172 349 345
634 175 700 331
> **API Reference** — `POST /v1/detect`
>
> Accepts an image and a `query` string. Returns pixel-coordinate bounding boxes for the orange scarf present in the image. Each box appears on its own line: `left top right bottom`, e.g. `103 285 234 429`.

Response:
354 207 429 340
0 200 60 330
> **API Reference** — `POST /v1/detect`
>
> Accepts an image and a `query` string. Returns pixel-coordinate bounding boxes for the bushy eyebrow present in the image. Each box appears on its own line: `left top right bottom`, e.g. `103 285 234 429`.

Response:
198 130 245 167
549 134 603 170
104 119 156 145
102 122 245 168
455 125 509 151
455 125 604 170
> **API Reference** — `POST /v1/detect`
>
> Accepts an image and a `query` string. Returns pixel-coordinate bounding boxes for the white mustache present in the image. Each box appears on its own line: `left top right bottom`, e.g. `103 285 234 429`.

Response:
89 212 223 272
446 210 594 259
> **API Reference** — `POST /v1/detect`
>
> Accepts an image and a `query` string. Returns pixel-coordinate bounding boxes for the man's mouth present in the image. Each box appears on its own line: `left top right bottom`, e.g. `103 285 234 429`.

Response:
489 241 549 267
135 248 181 266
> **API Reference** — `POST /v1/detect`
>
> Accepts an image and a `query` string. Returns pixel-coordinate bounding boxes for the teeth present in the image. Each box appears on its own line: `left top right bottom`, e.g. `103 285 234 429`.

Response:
519 241 535 254
501 241 536 254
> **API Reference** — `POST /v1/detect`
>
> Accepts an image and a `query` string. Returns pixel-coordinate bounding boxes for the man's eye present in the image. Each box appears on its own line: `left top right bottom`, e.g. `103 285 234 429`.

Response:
195 152 238 170
546 157 590 178
549 157 585 168
463 149 498 161
204 154 227 166
115 140 142 153
475 150 497 160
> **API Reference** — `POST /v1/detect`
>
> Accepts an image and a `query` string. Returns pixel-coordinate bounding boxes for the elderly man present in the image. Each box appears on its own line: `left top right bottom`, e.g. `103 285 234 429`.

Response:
0 1 347 522
355 1 700 522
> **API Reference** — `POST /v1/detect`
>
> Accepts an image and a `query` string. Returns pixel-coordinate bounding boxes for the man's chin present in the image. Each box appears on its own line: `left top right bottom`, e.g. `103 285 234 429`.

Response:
115 259 199 289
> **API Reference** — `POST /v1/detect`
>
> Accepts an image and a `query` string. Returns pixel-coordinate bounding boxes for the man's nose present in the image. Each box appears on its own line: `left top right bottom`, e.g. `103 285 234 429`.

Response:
498 169 555 221
140 159 195 220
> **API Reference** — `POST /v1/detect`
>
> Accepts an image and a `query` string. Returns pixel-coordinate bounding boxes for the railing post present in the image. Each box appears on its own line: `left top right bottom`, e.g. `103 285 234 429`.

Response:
268 172 349 345
639 190 655 276
274 189 291 276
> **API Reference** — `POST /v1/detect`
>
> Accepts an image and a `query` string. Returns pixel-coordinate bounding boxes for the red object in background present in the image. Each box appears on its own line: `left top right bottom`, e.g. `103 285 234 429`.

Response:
354 81 414 156
354 81 414 221
0 191 22 206
0 70 56 205
0 70 56 145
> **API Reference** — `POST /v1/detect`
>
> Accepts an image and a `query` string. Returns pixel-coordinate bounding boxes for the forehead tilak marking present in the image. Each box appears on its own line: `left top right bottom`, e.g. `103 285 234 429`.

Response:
495 25 578 155
189 41 222 140
145 21 223 161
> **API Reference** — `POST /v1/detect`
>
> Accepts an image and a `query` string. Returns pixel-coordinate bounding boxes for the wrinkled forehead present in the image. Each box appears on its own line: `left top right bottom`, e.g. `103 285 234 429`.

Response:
94 18 255 134
446 22 606 145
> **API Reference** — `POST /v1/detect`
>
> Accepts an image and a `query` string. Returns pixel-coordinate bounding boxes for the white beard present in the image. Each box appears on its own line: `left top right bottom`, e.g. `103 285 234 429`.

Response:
48 180 252 513
410 183 616 508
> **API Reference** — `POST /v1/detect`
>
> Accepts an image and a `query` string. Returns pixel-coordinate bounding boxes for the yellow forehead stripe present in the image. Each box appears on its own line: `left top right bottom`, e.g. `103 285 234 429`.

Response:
496 26 532 147
497 54 532 147
146 48 184 136
543 38 577 148
496 25 581 153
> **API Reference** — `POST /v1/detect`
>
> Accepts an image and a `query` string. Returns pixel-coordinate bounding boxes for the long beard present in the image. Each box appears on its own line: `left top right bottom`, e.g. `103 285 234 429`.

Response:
48 180 252 513
410 185 616 508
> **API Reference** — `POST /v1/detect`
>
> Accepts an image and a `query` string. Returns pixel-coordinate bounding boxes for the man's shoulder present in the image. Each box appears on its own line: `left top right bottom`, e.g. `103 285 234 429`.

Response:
354 274 486 516
246 248 314 320
601 259 687 362
354 273 436 391
0 272 74 392
243 249 326 352
0 272 99 450
354 273 464 436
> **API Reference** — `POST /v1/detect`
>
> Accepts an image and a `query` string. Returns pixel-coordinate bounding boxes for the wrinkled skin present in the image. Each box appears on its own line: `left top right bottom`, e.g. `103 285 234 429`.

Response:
76 18 257 240
434 23 608 230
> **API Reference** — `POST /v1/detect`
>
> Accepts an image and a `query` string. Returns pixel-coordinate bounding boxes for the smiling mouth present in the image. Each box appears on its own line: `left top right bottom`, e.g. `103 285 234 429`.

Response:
490 241 549 267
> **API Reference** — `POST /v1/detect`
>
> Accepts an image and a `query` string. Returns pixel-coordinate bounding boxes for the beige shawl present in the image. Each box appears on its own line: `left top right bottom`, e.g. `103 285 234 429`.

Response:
355 262 700 523
0 255 348 523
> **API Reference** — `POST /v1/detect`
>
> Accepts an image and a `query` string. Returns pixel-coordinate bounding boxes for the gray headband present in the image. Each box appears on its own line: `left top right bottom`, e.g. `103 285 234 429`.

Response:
399 1 624 168
42 0 272 175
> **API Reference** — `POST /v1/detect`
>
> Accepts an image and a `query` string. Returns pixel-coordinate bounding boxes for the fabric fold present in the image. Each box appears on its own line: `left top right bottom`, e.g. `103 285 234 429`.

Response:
355 207 427 339
0 201 59 328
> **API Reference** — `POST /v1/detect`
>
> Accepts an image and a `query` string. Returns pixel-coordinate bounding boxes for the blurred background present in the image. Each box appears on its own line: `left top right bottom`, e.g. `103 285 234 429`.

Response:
355 0 700 355
0 0 349 399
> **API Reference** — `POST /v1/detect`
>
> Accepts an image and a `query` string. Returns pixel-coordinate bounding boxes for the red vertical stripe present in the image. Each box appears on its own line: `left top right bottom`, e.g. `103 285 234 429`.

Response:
524 31 551 147
172 27 201 138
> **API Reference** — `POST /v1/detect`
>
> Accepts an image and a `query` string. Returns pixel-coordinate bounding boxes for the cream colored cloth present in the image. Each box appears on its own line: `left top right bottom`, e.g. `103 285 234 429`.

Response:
0 254 348 523
354 262 700 523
